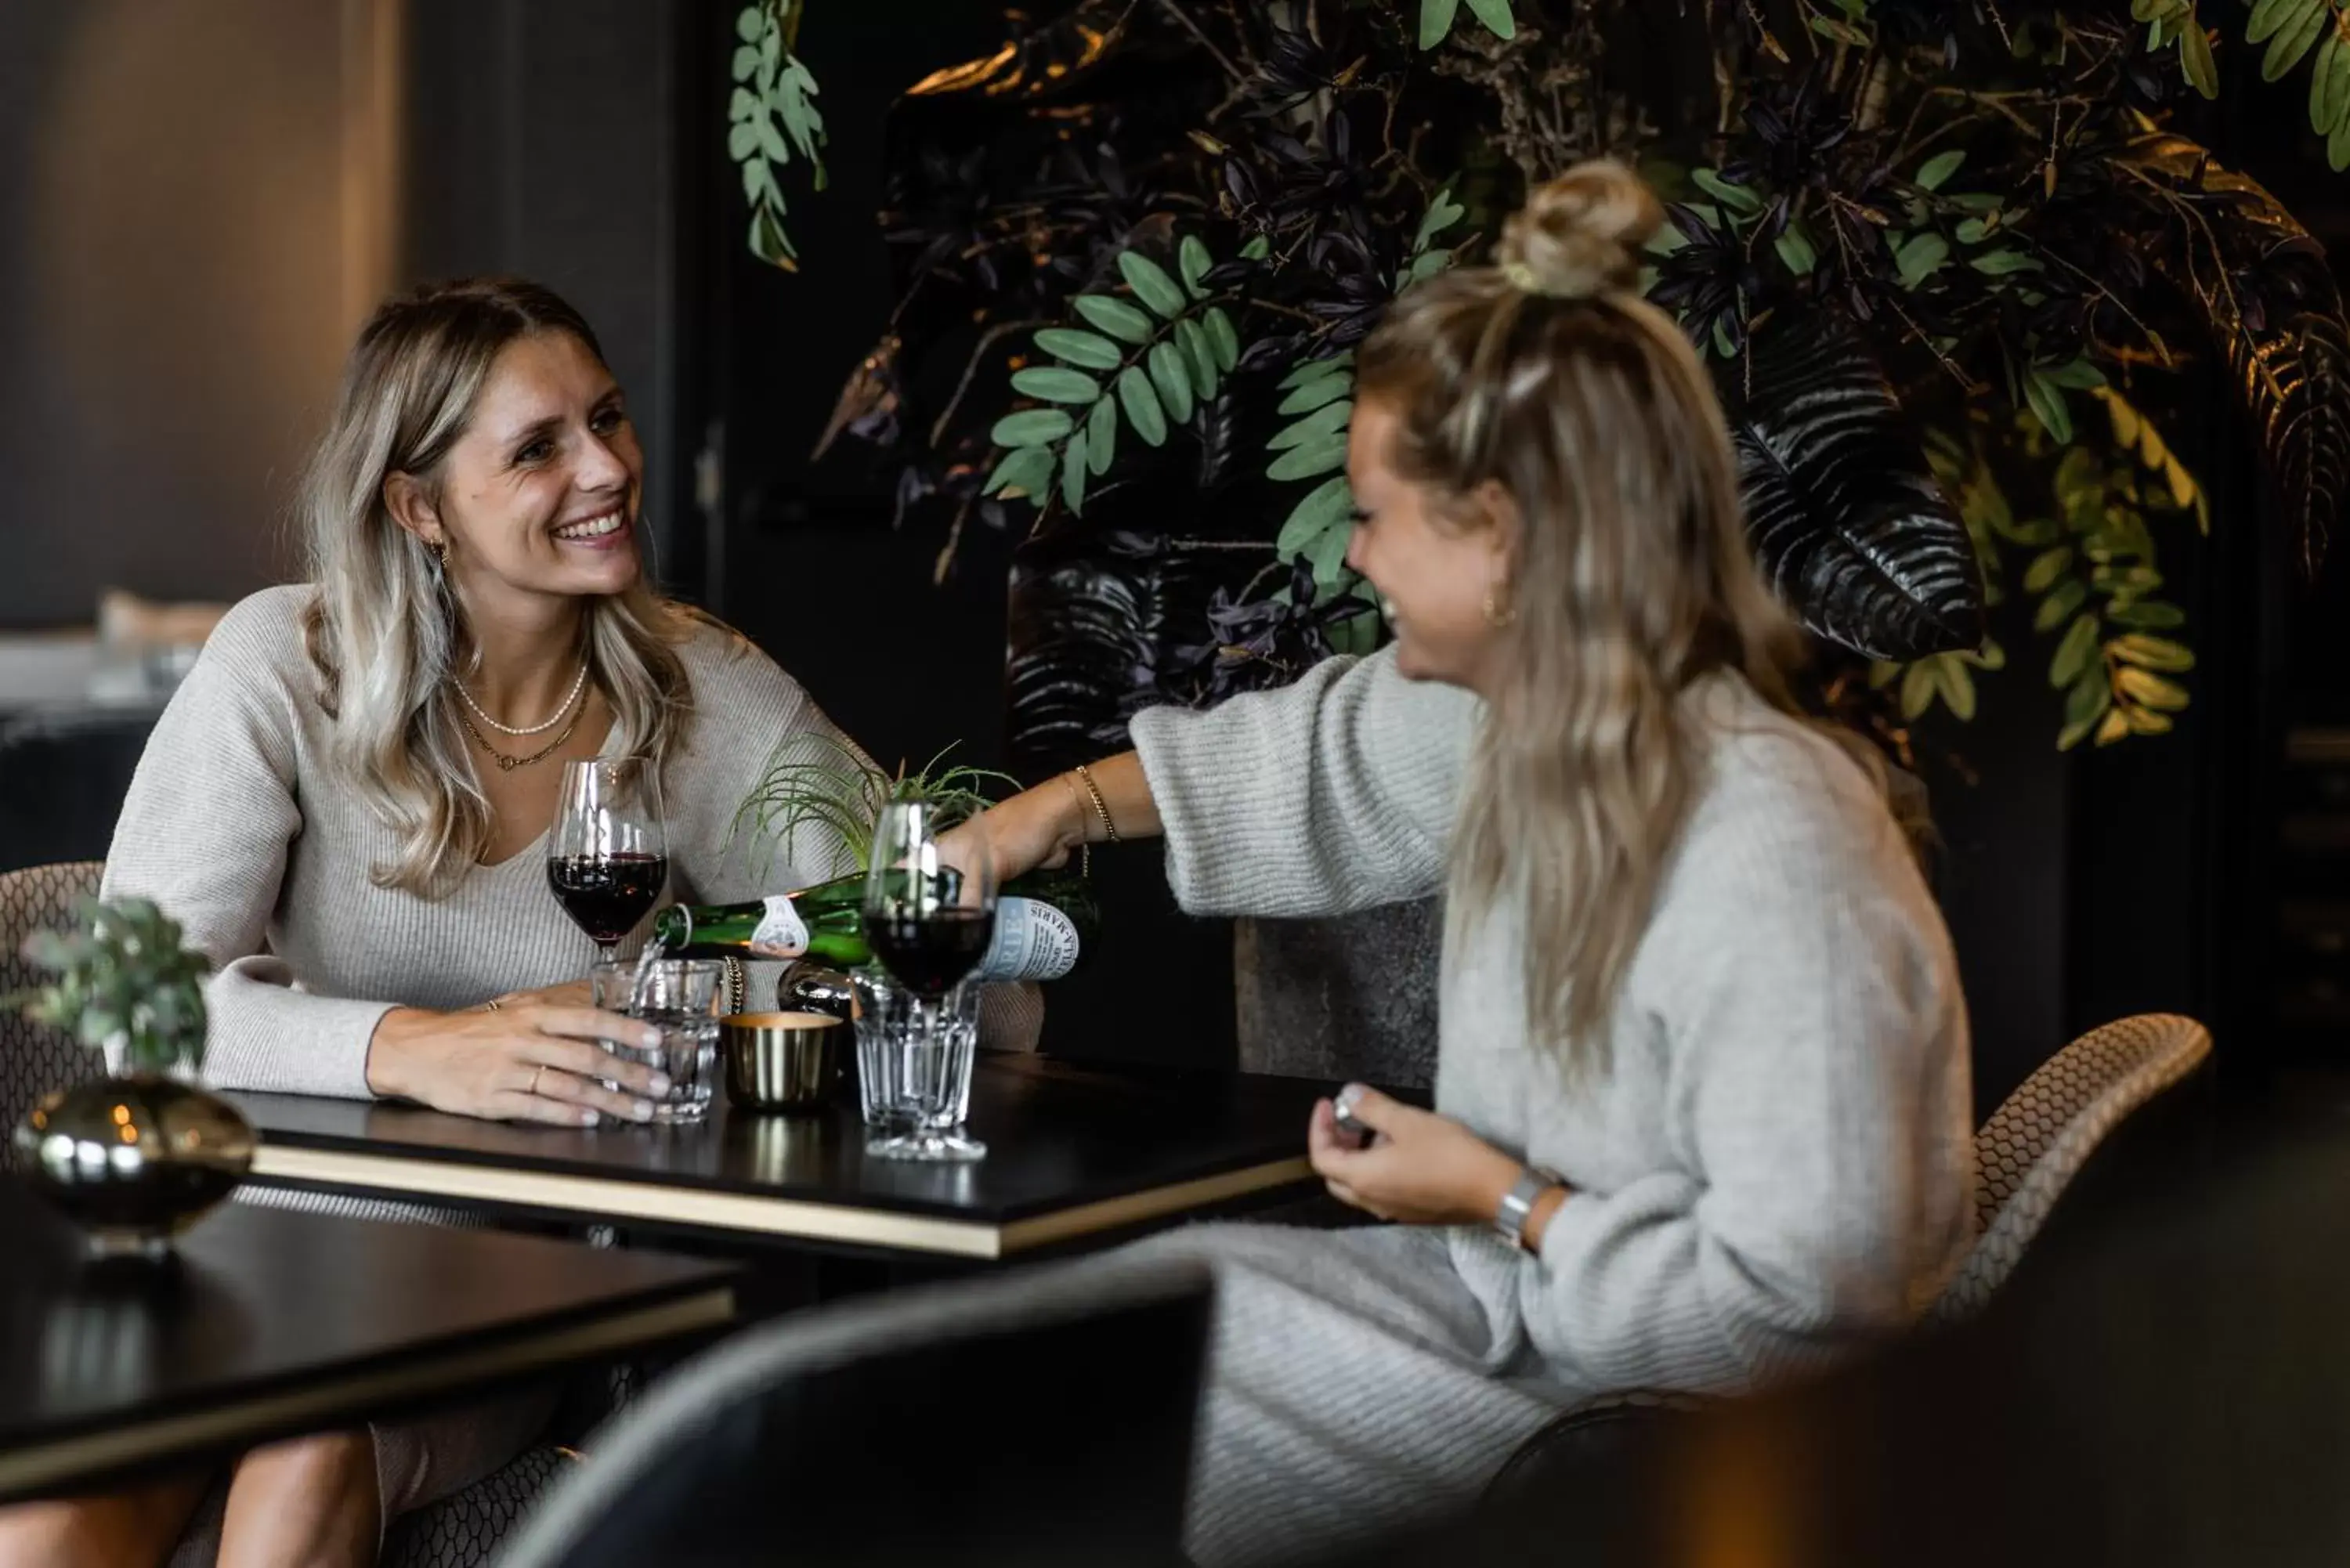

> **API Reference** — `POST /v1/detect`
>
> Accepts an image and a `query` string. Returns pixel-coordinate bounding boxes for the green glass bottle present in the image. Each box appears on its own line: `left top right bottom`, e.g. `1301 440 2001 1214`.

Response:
649 869 1095 982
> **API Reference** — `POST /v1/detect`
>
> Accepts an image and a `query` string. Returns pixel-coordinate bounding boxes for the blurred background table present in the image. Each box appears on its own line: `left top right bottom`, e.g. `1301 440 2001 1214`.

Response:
0 1176 736 1504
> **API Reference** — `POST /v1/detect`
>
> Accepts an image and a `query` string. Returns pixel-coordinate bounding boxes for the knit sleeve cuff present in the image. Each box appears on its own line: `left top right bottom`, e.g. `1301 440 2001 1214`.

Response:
197 958 397 1100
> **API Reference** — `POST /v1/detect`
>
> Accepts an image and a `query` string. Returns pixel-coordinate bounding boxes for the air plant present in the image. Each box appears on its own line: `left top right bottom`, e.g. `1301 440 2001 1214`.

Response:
731 732 1018 879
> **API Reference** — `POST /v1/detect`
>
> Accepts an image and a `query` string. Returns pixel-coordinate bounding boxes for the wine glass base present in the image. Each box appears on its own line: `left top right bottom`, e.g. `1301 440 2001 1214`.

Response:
866 1129 987 1163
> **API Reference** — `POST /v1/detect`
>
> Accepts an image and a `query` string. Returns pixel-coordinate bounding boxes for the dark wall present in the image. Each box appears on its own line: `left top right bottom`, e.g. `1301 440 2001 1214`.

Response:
0 0 367 627
696 1 1021 782
402 0 701 586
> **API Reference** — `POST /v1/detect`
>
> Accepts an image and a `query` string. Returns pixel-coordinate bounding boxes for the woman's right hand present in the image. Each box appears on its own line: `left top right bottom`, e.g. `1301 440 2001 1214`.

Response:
363 1001 671 1126
941 782 1088 885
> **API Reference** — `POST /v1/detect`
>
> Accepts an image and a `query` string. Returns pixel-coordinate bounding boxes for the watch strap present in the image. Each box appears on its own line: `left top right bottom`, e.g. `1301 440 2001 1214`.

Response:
1494 1165 1564 1253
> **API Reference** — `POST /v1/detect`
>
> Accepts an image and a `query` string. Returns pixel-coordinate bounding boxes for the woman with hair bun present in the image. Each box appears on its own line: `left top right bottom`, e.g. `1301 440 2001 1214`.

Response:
953 161 1974 1563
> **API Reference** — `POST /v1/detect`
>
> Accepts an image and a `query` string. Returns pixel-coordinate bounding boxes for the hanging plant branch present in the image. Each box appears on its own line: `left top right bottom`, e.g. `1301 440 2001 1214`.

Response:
728 0 827 271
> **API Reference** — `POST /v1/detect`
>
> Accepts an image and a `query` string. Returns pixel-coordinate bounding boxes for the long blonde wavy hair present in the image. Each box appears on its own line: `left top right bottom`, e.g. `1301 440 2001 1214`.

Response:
1357 161 1902 1063
298 278 692 898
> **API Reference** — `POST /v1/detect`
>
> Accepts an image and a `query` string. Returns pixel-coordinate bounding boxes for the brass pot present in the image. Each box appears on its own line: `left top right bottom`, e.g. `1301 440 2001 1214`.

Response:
722 1011 849 1111
13 1075 255 1259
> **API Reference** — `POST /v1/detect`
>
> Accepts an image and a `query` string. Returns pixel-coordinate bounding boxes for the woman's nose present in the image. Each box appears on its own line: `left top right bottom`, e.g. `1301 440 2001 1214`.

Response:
577 432 631 491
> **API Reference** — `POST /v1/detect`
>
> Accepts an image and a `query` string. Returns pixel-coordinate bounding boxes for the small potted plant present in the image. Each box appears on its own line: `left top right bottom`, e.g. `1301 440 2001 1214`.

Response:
10 896 254 1259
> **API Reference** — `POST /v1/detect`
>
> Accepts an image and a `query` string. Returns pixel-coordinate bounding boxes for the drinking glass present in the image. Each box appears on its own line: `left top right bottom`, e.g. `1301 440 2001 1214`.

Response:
549 758 668 966
859 800 995 1161
854 968 982 1158
591 958 723 1123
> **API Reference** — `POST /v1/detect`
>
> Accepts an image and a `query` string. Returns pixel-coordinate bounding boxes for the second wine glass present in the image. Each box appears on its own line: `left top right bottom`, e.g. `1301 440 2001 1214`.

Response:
548 757 668 968
860 799 995 1161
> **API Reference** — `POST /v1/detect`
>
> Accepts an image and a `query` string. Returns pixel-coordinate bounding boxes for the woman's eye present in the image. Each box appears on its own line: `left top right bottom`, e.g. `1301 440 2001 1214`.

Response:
515 439 553 464
591 408 627 435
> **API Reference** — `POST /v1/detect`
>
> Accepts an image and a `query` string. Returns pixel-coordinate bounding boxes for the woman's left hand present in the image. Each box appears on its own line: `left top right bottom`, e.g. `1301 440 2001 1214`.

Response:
1306 1085 1524 1227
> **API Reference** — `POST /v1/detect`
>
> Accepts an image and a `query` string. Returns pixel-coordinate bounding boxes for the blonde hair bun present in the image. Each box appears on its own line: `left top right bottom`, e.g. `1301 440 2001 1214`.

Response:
1495 159 1663 300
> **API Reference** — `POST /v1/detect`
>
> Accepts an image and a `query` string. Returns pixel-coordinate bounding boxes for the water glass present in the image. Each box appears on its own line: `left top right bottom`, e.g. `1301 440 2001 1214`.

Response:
852 966 984 1162
590 959 723 1124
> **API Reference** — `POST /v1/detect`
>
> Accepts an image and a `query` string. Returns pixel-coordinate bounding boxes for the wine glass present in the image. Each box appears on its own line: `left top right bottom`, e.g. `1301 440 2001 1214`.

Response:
860 799 996 1161
548 757 669 967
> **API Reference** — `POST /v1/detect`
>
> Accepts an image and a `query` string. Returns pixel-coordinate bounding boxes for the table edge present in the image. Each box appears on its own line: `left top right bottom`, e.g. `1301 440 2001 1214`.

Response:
0 1285 735 1503
248 1144 1315 1257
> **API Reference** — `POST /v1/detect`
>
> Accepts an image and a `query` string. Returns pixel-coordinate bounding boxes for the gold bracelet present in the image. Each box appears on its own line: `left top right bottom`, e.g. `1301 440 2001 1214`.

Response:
1072 763 1120 844
1058 774 1093 879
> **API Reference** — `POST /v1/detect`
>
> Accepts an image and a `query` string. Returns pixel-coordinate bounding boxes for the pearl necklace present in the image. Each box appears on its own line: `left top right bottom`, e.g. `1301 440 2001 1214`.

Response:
452 661 589 736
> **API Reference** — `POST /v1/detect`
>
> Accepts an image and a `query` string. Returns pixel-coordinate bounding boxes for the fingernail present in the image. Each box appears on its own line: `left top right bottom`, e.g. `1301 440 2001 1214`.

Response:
649 1074 672 1095
580 1111 601 1127
640 1028 664 1050
632 1100 654 1122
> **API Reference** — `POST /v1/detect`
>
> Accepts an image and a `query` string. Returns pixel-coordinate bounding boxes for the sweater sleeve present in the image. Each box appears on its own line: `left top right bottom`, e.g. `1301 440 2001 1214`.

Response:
101 594 395 1097
1519 750 1974 1395
1126 648 1480 919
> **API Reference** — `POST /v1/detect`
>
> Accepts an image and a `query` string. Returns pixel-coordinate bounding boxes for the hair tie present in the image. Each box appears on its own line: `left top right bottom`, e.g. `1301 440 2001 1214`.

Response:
1499 259 1546 294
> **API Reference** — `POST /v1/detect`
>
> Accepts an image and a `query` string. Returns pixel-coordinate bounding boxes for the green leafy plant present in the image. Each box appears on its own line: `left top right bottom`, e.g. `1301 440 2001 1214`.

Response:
732 732 1017 878
984 238 1249 521
727 0 826 271
1888 391 2206 748
1419 0 1519 50
784 2 2347 764
12 898 210 1075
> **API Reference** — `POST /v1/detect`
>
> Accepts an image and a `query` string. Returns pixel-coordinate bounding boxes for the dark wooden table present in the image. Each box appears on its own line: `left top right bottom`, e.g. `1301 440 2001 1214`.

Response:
231 1053 1329 1261
0 1179 736 1503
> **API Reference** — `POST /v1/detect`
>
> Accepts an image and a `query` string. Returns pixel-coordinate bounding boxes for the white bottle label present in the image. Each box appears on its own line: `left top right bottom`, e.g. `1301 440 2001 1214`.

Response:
747 894 810 959
974 897 1081 982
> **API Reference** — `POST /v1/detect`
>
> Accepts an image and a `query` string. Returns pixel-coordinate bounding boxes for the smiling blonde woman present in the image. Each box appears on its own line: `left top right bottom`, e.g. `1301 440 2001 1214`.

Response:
955 161 1975 1566
0 278 1029 1567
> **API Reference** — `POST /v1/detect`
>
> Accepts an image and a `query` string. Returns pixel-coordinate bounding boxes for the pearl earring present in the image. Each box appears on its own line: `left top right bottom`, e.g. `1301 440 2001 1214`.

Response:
1481 588 1516 628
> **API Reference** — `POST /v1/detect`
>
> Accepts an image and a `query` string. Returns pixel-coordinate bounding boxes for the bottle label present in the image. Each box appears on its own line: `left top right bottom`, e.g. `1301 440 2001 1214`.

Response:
974 897 1080 982
748 894 809 959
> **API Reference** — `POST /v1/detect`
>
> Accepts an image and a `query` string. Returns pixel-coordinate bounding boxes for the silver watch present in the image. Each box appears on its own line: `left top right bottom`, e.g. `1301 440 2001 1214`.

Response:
1493 1165 1564 1253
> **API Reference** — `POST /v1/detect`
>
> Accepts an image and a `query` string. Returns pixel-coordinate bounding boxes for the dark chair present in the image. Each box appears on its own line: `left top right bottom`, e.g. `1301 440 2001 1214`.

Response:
1485 1012 2214 1502
0 860 106 1161
494 1253 1215 1568
0 706 159 873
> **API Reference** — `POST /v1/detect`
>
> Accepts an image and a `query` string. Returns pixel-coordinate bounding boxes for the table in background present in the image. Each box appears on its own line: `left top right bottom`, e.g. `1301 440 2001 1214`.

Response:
233 1053 1330 1264
0 1177 736 1503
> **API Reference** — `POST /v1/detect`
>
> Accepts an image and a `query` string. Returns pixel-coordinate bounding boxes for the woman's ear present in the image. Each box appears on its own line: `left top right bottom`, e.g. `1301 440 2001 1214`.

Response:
1470 478 1522 589
382 471 439 548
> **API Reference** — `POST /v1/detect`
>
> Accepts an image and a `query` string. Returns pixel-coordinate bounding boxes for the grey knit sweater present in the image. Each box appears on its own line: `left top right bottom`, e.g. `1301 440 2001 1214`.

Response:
1130 647 1975 1397
99 585 1025 1097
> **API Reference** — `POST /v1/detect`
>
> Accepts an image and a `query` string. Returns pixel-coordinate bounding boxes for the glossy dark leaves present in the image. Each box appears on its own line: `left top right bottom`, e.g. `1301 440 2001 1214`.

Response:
1724 317 1986 660
2125 135 2350 575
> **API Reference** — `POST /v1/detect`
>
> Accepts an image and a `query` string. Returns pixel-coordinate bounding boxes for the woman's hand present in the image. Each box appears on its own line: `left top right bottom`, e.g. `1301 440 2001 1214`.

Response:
1306 1084 1527 1227
939 784 1087 885
364 1000 671 1126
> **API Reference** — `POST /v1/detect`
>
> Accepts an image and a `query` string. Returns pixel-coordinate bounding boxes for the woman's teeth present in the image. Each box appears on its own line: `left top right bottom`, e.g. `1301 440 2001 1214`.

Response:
553 511 624 540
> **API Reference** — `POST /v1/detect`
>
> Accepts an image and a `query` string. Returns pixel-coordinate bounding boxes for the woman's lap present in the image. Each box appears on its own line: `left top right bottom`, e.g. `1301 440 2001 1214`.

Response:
1123 1222 1566 1568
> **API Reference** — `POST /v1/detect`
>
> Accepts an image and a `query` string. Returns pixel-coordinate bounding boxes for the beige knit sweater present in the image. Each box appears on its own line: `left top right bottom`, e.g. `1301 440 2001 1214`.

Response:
102 585 1028 1098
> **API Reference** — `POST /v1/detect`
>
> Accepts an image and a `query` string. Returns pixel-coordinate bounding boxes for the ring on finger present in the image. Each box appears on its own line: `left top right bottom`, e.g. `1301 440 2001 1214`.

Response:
530 1064 547 1097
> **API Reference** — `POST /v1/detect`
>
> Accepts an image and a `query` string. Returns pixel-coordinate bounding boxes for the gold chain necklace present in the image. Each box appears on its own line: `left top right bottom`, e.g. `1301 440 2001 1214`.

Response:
454 682 585 771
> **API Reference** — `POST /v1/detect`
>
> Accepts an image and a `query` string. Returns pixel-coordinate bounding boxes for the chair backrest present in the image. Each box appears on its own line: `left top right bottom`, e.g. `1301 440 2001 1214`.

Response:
0 711 156 873
495 1251 1213 1568
1932 1012 2211 1323
0 862 106 1159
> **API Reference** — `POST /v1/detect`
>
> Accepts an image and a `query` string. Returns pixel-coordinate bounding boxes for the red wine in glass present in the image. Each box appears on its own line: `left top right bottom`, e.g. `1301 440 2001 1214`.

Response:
865 908 993 998
550 757 667 963
548 852 670 948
